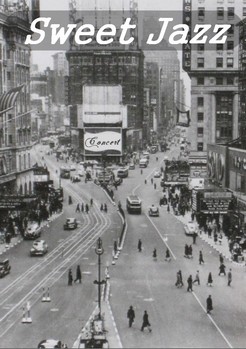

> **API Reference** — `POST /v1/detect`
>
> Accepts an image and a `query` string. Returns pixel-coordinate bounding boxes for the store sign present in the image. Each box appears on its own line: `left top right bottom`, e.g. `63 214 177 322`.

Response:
0 197 23 209
233 156 246 171
84 130 122 154
182 0 192 71
207 151 225 182
34 175 49 182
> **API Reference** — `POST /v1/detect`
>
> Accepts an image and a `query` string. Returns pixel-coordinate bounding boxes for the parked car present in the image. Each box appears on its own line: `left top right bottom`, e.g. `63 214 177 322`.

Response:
129 164 135 170
37 339 67 348
184 221 197 236
72 175 81 183
30 240 48 256
63 218 78 230
153 170 161 178
0 259 11 277
148 205 159 217
24 223 41 240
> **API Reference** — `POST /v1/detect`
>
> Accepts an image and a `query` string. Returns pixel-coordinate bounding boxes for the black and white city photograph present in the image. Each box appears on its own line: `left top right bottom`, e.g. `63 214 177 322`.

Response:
0 0 246 347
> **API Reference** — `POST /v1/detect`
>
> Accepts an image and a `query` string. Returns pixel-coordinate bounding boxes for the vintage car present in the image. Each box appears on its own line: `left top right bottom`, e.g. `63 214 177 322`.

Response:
63 218 78 230
0 259 11 278
24 223 41 240
148 205 159 217
30 240 48 257
184 221 198 236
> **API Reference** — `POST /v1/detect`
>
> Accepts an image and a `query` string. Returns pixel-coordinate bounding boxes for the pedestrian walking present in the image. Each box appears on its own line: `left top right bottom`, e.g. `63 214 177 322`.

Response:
114 241 117 255
74 265 82 284
219 253 224 264
104 203 107 213
75 203 80 213
184 244 189 258
165 248 171 262
68 196 72 205
85 203 89 214
227 268 232 286
219 263 226 276
154 183 156 189
218 233 223 245
90 198 93 206
187 275 193 292
214 232 218 244
141 169 143 175
151 178 153 184
141 311 152 332
167 204 170 213
207 272 213 286
127 306 135 328
193 270 200 285
175 270 183 288
138 239 142 252
144 179 147 184
68 268 73 286
100 203 104 211
206 295 213 314
199 250 204 265
188 245 193 259
153 248 157 261
192 231 198 244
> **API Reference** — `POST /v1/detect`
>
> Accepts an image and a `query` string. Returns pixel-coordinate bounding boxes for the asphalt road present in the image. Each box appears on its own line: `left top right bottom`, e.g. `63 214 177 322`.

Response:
107 149 246 348
0 146 122 348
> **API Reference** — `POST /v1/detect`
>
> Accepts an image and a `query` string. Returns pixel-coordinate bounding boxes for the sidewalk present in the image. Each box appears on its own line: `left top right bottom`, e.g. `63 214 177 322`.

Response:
172 208 246 267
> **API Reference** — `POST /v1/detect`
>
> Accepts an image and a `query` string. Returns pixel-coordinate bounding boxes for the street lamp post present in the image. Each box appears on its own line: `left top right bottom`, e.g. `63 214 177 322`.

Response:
94 238 105 319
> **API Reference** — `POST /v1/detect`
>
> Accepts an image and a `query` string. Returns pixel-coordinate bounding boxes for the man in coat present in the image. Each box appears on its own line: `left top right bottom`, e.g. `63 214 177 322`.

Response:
74 265 82 284
127 306 135 328
141 311 152 332
206 295 213 314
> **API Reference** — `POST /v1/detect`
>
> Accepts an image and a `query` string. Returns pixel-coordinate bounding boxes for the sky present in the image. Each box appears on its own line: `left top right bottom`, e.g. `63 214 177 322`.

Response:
31 0 190 106
32 0 183 69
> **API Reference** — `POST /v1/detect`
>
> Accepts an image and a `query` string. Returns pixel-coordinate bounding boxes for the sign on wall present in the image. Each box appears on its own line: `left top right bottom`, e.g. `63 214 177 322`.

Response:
84 128 122 155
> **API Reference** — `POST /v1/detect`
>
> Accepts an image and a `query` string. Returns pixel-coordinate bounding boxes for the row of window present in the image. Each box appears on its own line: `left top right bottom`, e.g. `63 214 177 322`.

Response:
198 7 236 20
197 57 234 68
197 76 235 85
197 41 234 52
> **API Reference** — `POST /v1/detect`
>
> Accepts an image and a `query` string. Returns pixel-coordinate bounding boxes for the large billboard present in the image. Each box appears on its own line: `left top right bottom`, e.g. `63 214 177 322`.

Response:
84 128 122 156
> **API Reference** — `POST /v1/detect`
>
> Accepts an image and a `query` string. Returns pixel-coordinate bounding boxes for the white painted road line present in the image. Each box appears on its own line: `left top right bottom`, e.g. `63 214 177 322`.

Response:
145 213 177 260
192 291 233 349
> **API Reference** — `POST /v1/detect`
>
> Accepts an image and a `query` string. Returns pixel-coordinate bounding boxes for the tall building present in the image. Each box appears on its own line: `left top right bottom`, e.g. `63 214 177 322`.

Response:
183 0 244 152
0 1 33 195
238 16 246 145
144 61 159 144
65 0 144 152
52 52 68 105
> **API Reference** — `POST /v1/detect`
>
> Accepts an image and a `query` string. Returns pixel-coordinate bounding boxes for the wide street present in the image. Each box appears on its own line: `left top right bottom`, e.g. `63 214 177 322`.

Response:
0 144 246 348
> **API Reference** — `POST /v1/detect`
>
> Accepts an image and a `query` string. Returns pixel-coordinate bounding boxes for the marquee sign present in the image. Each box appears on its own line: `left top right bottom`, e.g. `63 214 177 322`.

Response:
192 190 233 214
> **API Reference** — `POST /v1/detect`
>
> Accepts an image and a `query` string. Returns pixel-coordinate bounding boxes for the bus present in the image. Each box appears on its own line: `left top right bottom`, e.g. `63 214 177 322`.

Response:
126 195 142 214
117 167 129 178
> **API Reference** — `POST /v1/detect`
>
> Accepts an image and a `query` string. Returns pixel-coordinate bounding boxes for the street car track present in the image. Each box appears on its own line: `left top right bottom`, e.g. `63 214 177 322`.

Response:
0 185 112 337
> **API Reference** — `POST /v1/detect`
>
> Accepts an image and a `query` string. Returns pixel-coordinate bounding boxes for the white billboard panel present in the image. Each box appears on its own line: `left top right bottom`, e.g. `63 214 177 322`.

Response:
84 128 122 155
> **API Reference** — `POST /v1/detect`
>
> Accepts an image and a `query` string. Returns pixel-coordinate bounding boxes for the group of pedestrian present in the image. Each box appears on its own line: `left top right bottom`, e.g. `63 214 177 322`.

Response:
68 265 82 285
75 202 90 214
100 203 108 212
127 307 152 333
184 244 193 258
